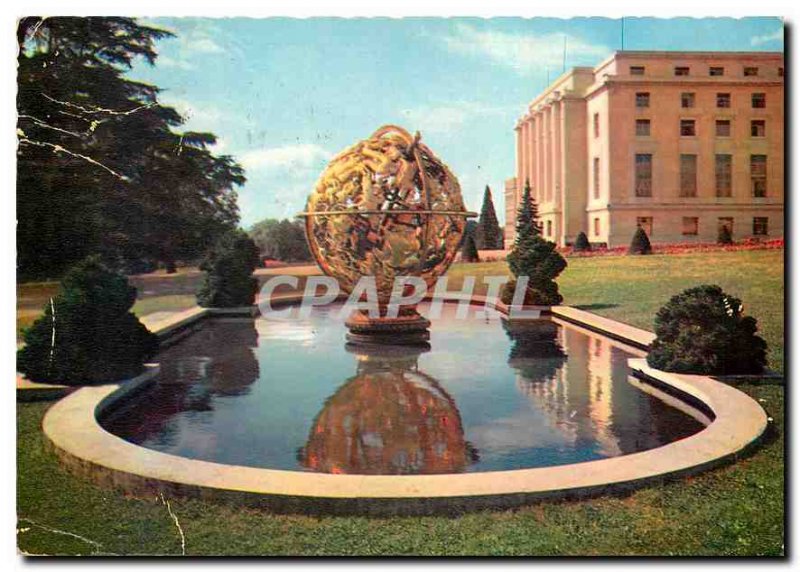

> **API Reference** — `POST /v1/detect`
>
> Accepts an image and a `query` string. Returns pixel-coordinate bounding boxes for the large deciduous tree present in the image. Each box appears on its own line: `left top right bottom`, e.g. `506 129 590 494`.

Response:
17 17 244 279
248 218 311 262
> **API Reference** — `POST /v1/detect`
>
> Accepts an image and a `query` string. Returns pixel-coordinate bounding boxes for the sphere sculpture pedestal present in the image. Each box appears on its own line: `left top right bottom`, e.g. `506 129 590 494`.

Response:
300 124 475 347
345 310 431 347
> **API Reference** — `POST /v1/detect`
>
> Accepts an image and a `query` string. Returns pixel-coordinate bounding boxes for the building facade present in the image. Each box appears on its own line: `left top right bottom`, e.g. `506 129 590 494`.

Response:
504 51 784 247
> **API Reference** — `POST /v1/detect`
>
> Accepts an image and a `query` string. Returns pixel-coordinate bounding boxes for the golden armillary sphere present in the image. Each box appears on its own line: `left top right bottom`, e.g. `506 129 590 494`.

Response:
300 125 475 315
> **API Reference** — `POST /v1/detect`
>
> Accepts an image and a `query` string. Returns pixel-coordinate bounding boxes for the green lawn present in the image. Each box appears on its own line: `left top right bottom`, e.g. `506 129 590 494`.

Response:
17 382 784 556
17 249 785 556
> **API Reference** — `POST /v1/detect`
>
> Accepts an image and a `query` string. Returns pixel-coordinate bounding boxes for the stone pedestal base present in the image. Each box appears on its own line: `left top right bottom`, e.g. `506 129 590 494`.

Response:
345 310 431 346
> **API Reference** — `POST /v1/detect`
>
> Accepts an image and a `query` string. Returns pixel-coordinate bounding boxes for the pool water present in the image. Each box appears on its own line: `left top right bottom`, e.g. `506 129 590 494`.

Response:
101 302 706 475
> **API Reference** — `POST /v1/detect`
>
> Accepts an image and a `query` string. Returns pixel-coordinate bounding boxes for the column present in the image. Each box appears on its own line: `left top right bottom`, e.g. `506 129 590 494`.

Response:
515 124 522 187
543 106 550 204
552 100 561 206
536 111 544 204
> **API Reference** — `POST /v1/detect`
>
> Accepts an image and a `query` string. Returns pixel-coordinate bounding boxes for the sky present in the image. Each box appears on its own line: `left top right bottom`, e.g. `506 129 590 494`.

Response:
128 17 784 228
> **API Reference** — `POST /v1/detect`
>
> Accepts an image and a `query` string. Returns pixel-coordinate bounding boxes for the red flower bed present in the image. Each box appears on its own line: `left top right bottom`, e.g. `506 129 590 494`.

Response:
564 238 784 258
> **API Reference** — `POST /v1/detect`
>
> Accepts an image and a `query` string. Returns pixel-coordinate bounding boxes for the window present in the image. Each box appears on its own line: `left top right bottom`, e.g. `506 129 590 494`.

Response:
635 92 650 108
593 157 600 199
779 67 784 77
593 217 600 236
752 93 766 108
680 119 696 137
630 66 645 75
718 217 734 237
716 119 731 137
635 119 650 136
715 154 732 197
674 66 690 76
753 217 768 236
680 154 698 197
681 92 695 108
751 120 766 137
717 93 731 108
546 220 553 237
593 113 600 138
636 217 653 236
682 217 699 236
709 66 724 76
744 66 759 77
751 155 767 197
635 154 652 197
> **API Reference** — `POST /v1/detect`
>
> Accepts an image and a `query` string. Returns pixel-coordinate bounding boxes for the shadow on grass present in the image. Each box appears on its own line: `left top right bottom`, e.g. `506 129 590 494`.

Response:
573 303 620 311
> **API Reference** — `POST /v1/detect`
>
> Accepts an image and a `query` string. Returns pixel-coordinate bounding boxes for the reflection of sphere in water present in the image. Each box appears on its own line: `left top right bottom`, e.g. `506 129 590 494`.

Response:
302 125 471 303
300 360 476 475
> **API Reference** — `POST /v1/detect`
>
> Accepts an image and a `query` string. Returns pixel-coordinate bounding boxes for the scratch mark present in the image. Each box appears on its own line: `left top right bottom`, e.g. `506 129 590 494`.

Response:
48 297 55 373
41 93 155 117
18 136 128 180
160 493 186 555
18 517 112 555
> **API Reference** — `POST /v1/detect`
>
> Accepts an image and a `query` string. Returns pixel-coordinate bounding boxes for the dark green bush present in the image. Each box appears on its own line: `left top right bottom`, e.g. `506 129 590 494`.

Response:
504 179 566 306
647 285 767 375
17 256 159 384
461 234 480 263
506 237 566 305
718 224 733 245
573 231 591 252
629 226 652 255
197 229 260 308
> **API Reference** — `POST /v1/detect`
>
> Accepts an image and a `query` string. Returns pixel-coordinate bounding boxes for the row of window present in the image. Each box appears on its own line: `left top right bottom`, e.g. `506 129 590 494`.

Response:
591 216 769 237
635 91 767 109
627 153 768 198
629 65 782 78
632 118 767 138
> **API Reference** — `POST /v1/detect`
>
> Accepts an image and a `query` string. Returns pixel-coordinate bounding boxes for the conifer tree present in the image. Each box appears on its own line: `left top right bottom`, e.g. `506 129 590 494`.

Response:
718 224 733 245
475 185 502 250
504 179 566 306
514 178 540 248
629 225 653 255
573 231 591 252
461 233 480 263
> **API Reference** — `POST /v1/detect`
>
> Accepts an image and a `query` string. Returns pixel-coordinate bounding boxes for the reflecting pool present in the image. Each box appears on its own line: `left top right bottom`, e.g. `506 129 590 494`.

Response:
100 302 706 475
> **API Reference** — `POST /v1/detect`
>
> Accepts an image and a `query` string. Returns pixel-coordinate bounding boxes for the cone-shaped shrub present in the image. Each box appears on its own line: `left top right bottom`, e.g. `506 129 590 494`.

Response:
461 233 480 263
17 256 159 384
505 180 566 306
197 229 260 308
718 224 733 245
573 231 591 252
475 185 504 250
628 226 652 255
647 285 767 375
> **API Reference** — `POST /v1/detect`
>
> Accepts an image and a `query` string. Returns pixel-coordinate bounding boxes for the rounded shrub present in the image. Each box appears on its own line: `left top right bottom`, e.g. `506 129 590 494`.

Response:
646 285 767 375
506 236 567 305
572 231 591 252
196 229 260 308
17 256 159 384
461 234 480 263
628 226 652 255
718 224 734 245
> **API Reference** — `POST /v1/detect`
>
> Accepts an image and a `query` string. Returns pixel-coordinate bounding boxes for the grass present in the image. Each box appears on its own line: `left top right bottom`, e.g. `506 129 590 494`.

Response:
17 249 785 556
16 273 202 341
17 381 784 556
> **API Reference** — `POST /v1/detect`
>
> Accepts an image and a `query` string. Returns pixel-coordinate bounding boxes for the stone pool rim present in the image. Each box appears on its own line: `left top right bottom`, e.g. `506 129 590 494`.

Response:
41 295 769 515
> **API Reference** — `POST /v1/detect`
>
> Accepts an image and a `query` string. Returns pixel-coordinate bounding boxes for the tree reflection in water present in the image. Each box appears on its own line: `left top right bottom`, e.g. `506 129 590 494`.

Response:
298 344 479 475
502 318 568 385
101 318 260 445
